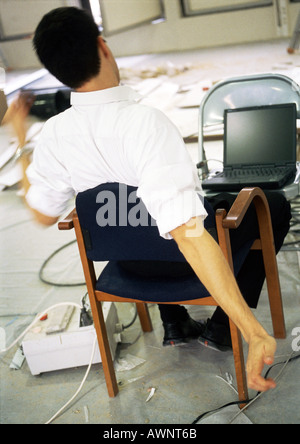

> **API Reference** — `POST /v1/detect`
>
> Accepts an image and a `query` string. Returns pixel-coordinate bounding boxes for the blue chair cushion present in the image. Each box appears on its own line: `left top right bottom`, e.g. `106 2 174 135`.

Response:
95 240 253 303
96 261 210 302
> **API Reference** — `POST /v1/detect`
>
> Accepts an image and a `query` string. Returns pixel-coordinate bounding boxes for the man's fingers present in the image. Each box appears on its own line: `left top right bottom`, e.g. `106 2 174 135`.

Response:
263 338 277 364
264 356 274 366
246 336 277 392
247 374 276 392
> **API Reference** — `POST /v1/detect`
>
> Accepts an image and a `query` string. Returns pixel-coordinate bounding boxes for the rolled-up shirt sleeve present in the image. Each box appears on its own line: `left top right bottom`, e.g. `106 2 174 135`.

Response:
25 121 75 217
134 111 207 239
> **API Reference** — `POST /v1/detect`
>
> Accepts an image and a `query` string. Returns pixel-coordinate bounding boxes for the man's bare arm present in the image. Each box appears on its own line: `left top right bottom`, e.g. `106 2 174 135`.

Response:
170 217 277 392
30 207 59 226
3 94 58 227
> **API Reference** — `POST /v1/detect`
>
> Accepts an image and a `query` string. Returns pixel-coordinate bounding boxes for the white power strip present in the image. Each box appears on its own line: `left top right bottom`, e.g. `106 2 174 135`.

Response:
22 302 120 376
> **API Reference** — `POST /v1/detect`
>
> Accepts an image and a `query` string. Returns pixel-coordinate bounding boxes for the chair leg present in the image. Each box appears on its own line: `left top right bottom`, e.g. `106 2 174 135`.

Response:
256 199 286 339
90 298 119 397
261 248 286 339
229 319 249 407
136 303 153 332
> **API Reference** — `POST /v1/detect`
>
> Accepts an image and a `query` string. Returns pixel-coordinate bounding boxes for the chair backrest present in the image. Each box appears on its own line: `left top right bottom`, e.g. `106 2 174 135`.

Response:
76 183 216 263
198 73 300 164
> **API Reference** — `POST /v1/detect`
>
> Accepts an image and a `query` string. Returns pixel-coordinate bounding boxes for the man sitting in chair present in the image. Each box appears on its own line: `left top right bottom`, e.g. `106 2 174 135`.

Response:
23 7 291 393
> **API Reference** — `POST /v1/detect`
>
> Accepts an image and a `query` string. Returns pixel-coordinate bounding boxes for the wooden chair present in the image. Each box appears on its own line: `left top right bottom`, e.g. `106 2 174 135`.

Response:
58 183 286 405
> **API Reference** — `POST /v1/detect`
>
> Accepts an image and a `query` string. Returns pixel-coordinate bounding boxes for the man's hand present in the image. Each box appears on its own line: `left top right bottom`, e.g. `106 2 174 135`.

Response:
246 333 277 392
171 218 278 394
3 92 35 147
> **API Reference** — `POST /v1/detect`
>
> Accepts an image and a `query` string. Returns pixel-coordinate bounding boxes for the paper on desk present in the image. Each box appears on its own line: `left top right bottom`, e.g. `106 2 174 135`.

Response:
165 108 199 139
133 79 200 137
176 80 213 108
140 81 180 112
132 77 164 97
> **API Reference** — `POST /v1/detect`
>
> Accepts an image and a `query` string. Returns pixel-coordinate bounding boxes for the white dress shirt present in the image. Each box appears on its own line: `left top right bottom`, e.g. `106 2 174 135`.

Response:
26 85 207 239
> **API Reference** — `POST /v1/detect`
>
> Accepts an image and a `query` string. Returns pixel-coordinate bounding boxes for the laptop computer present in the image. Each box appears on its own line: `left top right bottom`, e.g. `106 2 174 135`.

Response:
202 103 297 191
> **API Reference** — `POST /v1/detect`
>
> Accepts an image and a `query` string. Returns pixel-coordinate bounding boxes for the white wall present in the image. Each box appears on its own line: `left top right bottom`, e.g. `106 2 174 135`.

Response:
0 0 80 69
0 0 299 70
108 0 300 57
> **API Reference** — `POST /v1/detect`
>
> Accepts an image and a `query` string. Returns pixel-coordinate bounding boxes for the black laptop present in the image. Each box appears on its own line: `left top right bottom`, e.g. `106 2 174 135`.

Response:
202 103 297 191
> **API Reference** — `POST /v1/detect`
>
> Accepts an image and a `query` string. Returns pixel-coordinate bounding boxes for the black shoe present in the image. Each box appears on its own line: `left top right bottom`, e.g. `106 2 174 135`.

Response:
163 317 206 347
198 319 232 352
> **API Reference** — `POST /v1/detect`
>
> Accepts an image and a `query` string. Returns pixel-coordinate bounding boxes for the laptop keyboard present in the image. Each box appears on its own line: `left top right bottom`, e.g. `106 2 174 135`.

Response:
221 166 290 180
202 165 295 190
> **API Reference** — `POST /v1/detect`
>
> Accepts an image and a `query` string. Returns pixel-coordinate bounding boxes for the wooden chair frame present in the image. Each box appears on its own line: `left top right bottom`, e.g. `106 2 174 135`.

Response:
58 187 286 405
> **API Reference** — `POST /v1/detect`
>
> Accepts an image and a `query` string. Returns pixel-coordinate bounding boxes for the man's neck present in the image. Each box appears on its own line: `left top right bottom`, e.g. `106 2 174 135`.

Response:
76 38 120 93
76 71 119 93
76 79 119 93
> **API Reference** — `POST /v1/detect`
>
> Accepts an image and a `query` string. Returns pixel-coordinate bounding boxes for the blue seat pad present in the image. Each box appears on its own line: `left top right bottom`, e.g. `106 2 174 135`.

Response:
96 261 210 302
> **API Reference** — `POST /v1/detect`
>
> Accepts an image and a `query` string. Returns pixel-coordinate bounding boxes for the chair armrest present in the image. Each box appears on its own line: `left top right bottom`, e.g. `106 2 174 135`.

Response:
222 187 269 229
58 208 77 230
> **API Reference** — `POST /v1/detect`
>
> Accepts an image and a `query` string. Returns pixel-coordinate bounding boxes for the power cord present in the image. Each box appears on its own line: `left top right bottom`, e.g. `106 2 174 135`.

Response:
39 241 139 330
0 302 82 355
45 333 98 425
197 159 224 180
38 240 85 287
0 299 96 424
196 159 223 170
228 351 297 424
44 298 138 424
192 352 300 424
1 295 140 424
122 304 138 330
1 202 137 422
2 300 298 423
80 292 138 330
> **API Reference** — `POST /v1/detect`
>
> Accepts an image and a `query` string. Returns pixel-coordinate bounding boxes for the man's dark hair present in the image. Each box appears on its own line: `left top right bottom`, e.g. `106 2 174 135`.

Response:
33 7 101 89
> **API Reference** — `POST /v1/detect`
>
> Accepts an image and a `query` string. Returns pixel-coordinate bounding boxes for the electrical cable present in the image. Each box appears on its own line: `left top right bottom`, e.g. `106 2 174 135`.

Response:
228 351 297 424
0 302 82 354
39 242 138 328
45 334 97 425
230 351 300 424
215 375 238 396
192 352 300 424
44 305 139 424
2 297 299 423
0 299 97 424
1 296 139 424
0 215 139 422
4 197 299 422
38 240 86 287
122 304 138 329
196 159 224 169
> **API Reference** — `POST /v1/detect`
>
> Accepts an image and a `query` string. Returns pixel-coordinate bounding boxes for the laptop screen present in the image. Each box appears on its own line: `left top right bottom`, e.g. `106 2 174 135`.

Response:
224 103 297 167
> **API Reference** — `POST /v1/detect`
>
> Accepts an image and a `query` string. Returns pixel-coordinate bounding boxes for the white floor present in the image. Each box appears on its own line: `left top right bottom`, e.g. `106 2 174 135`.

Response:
0 39 300 425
